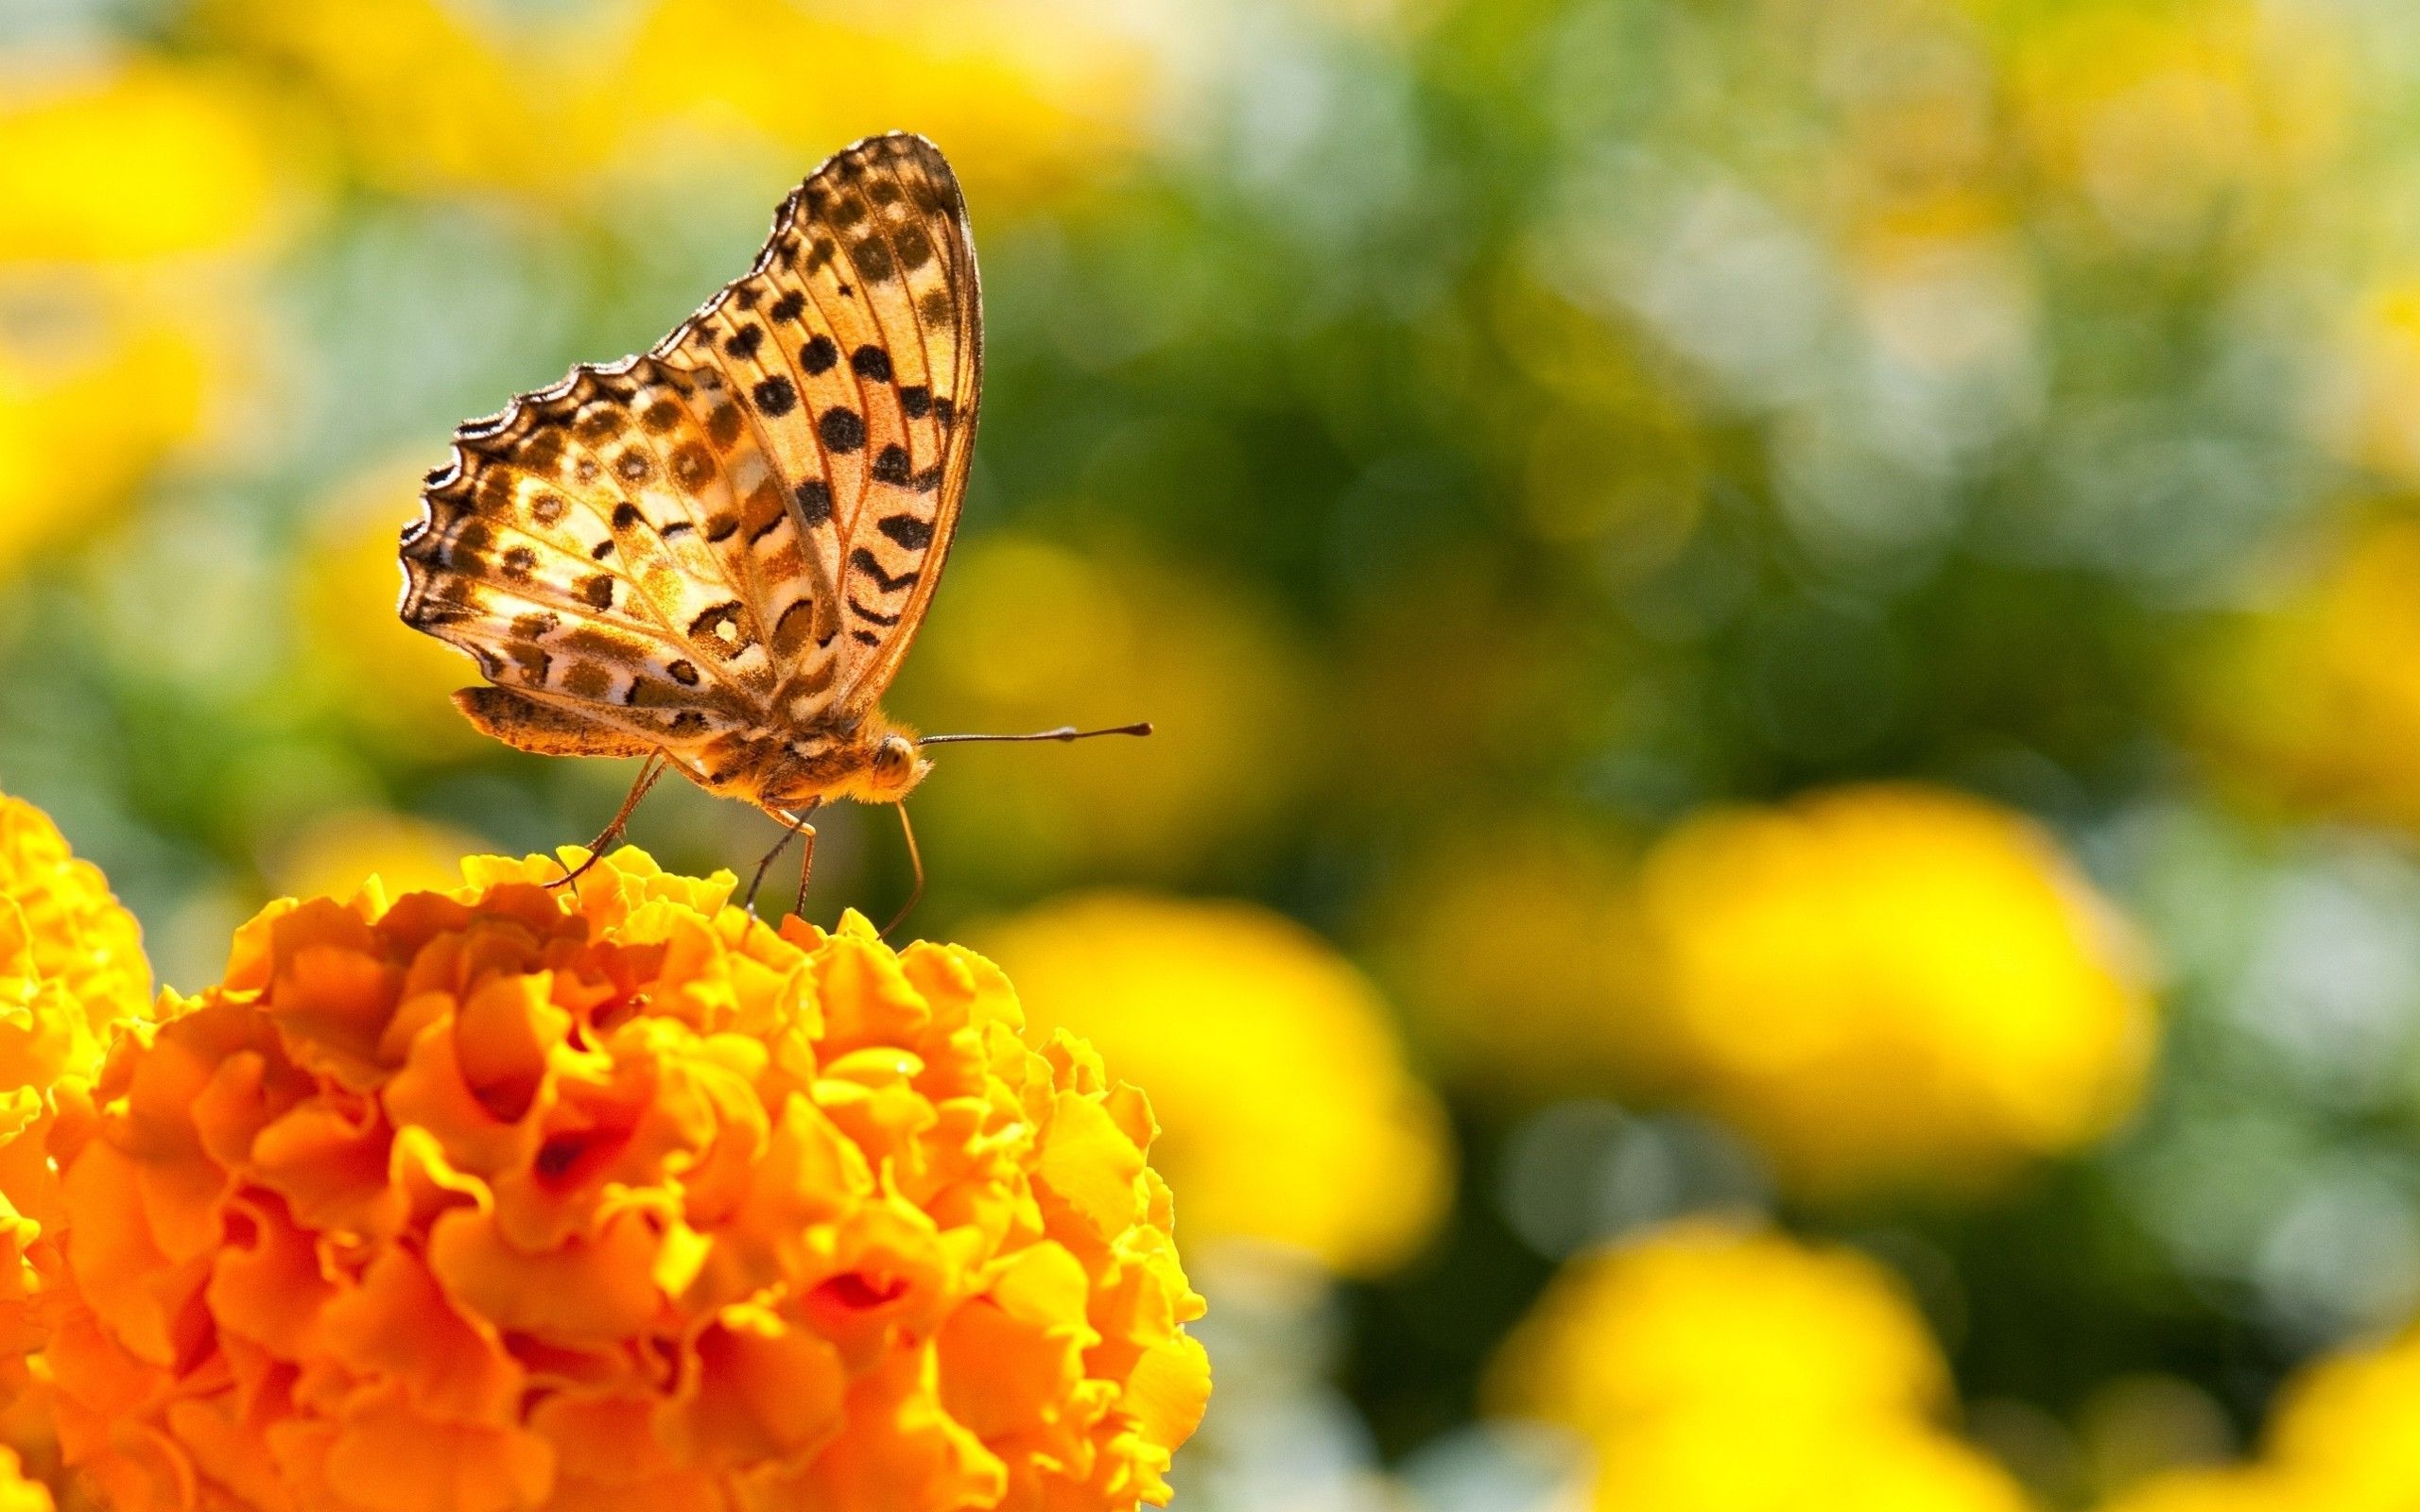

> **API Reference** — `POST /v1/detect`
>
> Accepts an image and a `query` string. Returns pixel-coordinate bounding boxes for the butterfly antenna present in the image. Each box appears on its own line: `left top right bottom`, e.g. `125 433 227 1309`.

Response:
880 803 925 940
551 752 667 893
918 722 1153 747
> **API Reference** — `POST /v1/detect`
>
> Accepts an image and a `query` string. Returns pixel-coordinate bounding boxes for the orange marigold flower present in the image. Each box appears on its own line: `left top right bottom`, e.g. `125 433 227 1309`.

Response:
0 795 151 1405
43 847 1209 1512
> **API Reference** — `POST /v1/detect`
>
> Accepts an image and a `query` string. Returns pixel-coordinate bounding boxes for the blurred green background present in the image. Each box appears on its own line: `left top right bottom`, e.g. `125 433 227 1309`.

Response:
13 0 2420 1507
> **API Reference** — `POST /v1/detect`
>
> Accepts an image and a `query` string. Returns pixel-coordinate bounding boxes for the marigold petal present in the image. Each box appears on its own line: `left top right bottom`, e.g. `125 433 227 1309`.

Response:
320 1381 555 1512
320 1247 523 1422
665 1303 847 1469
1038 1091 1145 1243
205 1191 336 1359
427 1206 665 1348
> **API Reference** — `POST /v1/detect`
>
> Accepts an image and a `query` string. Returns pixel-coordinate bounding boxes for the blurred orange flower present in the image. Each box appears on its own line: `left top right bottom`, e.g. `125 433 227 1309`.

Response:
40 847 1208 1511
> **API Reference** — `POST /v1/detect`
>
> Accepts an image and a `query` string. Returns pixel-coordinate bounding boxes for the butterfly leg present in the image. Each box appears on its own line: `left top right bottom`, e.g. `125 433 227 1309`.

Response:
793 820 819 922
745 800 821 918
549 752 668 891
879 803 925 939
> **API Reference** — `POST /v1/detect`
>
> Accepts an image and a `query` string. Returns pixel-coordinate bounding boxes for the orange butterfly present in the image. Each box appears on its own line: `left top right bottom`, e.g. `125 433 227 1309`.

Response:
398 132 1144 917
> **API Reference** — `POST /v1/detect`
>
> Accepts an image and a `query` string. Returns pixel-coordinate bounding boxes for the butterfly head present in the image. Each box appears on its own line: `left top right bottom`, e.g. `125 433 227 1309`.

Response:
861 730 932 800
769 723 932 808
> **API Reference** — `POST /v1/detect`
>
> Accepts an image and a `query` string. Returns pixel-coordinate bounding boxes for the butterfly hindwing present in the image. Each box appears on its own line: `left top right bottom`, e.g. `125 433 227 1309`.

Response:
401 365 775 755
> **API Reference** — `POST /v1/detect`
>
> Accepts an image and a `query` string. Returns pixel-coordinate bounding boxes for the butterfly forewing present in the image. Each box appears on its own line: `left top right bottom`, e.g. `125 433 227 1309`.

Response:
399 131 980 777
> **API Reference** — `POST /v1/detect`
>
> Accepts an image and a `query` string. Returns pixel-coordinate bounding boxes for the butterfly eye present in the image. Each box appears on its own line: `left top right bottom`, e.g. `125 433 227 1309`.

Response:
875 735 914 772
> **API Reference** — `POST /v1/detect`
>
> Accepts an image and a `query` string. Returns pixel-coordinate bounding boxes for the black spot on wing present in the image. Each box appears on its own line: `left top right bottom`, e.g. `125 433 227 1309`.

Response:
876 513 932 550
850 345 891 382
849 238 895 283
849 548 918 595
752 375 796 417
794 479 834 526
819 407 865 453
800 335 838 375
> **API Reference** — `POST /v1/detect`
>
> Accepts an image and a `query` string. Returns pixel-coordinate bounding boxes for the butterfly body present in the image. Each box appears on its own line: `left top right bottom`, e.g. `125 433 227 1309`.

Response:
400 132 980 827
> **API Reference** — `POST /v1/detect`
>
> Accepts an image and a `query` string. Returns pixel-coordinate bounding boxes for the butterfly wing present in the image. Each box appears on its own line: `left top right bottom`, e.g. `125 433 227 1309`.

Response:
651 131 981 726
399 131 980 765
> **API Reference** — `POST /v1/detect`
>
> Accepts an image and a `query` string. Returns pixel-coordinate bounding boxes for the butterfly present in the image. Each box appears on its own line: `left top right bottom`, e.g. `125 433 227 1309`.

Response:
398 132 1144 917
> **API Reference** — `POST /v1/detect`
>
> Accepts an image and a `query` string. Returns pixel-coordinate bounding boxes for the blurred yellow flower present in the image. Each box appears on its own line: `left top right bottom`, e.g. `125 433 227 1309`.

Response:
0 59 291 579
2102 1330 2420 1512
1492 1219 2031 1512
1591 1413 2032 1512
2258 1328 2420 1510
45 846 1209 1511
0 61 289 263
1999 0 2344 250
2330 284 2420 488
2099 1468 2311 1512
0 279 212 577
201 0 615 198
621 0 1163 199
294 461 498 755
1369 820 1643 1097
206 0 1167 202
1629 785 2155 1197
268 808 498 903
896 537 1316 891
980 893 1451 1278
2191 515 2420 834
1492 1219 1948 1427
